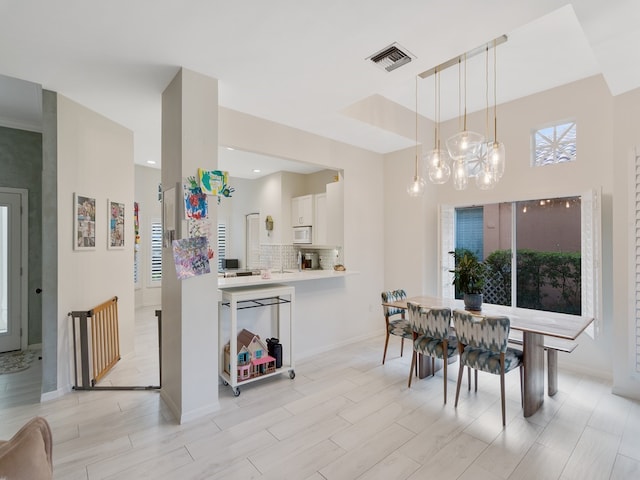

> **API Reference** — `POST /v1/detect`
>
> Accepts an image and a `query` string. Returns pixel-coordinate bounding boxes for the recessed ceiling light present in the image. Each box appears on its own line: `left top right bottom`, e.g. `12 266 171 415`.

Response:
252 169 261 173
146 160 156 165
226 147 235 151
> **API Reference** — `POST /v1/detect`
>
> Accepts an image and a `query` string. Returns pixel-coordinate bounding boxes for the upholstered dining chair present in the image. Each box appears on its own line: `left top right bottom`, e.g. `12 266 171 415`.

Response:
380 289 413 364
406 302 457 403
453 309 523 426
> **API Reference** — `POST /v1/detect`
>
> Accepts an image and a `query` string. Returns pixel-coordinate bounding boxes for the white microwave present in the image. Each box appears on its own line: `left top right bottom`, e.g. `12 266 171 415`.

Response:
293 226 312 244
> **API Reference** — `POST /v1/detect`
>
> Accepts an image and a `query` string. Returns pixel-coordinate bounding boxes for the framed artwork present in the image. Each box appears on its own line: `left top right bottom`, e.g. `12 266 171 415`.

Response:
74 193 96 250
183 177 207 220
108 199 125 249
171 236 211 280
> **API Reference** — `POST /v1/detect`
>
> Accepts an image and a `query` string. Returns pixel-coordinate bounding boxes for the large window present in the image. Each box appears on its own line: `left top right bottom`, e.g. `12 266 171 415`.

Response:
441 192 600 328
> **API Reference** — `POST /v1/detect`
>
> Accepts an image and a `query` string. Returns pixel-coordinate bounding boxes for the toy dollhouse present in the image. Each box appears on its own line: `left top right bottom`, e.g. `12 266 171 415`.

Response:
224 328 276 381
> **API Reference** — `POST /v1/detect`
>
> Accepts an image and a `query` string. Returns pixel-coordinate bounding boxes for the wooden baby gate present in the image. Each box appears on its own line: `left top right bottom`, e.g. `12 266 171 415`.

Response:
69 296 121 389
69 297 161 391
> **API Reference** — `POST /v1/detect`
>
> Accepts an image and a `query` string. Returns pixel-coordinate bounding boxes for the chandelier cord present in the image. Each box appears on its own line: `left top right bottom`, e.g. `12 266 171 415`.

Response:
485 45 489 141
462 55 467 131
457 58 462 132
493 38 498 143
434 69 439 150
415 75 419 179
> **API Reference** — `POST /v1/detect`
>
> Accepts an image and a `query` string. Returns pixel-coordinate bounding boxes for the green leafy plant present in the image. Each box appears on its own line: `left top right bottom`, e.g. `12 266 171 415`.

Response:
449 249 487 295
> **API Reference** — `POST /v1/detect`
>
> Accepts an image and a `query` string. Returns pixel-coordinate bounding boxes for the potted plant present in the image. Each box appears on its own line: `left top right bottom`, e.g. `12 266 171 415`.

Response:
449 249 487 311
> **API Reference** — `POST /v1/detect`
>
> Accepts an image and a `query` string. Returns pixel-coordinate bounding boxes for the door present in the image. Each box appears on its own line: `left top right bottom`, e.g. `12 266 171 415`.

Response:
246 213 260 269
0 190 25 353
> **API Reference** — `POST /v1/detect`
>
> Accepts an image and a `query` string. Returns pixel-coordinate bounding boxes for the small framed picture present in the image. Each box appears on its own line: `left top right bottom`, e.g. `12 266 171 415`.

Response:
108 199 125 249
74 193 96 250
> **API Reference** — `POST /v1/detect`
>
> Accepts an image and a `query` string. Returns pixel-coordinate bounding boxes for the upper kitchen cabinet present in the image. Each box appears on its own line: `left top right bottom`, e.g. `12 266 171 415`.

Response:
314 193 327 245
292 194 314 226
311 178 343 247
326 179 343 246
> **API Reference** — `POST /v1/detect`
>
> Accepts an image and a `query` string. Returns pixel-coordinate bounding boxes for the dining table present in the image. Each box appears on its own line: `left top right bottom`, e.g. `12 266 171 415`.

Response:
382 295 594 417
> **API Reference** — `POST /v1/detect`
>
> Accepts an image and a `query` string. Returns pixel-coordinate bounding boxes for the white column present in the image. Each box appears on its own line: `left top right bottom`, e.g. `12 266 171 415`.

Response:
161 68 219 423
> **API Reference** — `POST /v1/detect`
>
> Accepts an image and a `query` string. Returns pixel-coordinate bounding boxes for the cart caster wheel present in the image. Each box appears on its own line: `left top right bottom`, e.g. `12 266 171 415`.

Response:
232 387 240 397
222 380 229 386
289 370 296 379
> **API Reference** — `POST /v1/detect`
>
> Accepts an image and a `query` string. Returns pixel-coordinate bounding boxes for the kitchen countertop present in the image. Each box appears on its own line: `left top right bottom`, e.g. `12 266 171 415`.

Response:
217 268 354 289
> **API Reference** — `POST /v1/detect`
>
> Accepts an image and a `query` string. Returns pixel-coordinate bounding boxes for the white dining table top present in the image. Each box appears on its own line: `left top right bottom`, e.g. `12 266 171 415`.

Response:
383 295 594 341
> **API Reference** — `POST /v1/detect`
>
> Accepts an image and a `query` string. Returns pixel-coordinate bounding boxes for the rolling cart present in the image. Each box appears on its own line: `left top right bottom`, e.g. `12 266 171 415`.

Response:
218 284 295 396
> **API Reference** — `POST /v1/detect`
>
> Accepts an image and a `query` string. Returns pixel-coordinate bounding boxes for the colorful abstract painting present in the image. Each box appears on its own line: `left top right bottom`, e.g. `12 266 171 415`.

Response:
198 168 235 204
198 169 227 195
172 236 211 280
108 199 125 249
134 202 140 245
183 176 208 220
74 193 96 250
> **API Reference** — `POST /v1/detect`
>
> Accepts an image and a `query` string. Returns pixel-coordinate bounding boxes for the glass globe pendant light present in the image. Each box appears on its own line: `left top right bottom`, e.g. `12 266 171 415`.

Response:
476 163 496 190
446 55 484 164
476 45 497 190
407 76 426 197
452 159 468 190
407 173 426 196
426 69 451 184
487 38 505 180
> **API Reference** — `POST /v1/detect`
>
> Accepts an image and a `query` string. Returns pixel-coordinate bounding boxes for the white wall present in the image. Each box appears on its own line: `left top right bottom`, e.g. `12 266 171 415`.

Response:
257 172 284 245
220 107 386 358
134 165 161 307
56 94 135 392
385 74 616 381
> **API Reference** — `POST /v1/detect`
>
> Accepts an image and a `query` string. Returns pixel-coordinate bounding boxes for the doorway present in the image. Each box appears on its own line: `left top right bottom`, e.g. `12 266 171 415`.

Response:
0 188 27 353
246 213 260 269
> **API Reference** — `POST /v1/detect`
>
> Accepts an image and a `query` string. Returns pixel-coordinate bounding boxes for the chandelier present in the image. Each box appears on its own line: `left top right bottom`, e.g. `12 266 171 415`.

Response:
417 35 507 191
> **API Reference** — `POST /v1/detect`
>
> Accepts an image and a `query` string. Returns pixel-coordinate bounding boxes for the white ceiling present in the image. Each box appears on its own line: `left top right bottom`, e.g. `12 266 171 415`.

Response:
0 1 638 173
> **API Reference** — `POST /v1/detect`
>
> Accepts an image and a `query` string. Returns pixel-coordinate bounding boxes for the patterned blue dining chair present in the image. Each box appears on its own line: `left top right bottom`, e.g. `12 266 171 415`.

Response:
380 289 413 364
453 309 523 426
407 302 457 403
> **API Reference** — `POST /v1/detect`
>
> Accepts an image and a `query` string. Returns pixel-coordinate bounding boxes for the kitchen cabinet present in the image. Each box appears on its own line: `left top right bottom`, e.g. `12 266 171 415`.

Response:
291 194 313 226
326 180 344 246
314 193 327 245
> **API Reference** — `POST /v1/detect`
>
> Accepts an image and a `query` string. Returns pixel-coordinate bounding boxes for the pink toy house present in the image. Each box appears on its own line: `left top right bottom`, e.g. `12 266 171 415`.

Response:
225 328 276 381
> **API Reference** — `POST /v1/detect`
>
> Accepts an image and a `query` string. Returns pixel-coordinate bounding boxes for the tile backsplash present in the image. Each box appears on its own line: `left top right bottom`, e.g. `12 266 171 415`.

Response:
259 244 342 271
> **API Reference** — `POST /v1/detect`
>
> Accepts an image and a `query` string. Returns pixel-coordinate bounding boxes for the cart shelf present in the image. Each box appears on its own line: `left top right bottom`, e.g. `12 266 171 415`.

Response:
218 284 295 396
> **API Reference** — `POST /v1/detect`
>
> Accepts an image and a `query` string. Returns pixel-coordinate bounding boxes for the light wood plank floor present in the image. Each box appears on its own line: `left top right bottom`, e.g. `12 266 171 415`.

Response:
1 306 640 479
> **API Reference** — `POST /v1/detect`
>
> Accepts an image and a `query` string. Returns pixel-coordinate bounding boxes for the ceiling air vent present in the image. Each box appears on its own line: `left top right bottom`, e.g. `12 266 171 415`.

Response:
367 43 415 72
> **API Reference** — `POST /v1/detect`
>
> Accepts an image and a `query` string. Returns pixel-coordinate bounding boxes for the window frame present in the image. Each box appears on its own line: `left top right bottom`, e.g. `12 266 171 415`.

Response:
439 189 601 336
531 119 577 167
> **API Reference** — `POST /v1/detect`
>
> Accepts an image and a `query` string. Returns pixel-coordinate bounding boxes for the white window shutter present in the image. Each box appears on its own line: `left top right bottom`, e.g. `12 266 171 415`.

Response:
439 205 455 299
150 219 162 283
632 152 640 372
581 189 601 338
217 222 227 271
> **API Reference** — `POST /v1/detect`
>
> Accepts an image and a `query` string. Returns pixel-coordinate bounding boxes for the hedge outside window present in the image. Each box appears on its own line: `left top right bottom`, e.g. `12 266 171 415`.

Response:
440 191 600 335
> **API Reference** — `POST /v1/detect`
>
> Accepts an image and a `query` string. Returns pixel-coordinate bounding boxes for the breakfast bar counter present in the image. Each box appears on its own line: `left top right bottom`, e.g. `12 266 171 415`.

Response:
217 268 354 289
